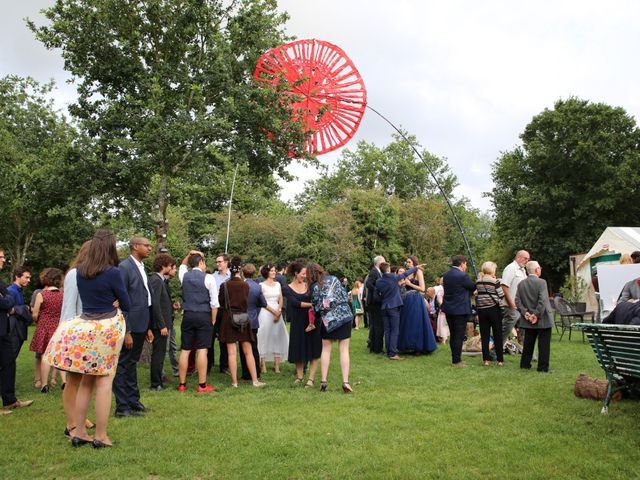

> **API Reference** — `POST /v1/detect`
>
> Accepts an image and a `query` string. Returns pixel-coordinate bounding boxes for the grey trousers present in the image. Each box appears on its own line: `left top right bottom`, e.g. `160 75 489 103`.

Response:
167 326 179 376
502 308 520 346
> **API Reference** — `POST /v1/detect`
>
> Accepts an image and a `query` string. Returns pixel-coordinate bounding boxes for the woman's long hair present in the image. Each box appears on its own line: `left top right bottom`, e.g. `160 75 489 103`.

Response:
306 263 326 288
69 240 92 270
351 280 362 295
77 229 120 279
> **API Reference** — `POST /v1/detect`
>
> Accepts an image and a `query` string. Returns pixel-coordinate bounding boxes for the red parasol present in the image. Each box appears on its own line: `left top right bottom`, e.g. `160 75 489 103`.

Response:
253 39 367 156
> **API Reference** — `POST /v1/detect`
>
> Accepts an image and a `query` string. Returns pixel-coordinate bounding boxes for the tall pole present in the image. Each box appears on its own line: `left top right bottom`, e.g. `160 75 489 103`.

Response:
224 164 240 254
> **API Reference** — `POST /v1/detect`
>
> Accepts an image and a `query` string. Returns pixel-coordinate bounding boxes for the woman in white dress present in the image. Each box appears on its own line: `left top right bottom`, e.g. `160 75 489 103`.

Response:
434 276 449 343
257 264 290 374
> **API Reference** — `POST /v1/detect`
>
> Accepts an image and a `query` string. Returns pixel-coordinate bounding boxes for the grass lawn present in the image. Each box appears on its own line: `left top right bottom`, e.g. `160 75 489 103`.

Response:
1 324 639 479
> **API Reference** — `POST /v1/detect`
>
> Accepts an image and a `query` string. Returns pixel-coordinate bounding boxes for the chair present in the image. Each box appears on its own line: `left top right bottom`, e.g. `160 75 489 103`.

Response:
553 296 595 341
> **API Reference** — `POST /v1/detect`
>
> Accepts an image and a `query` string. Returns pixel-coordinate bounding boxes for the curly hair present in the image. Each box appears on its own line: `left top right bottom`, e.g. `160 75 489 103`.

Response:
40 267 64 288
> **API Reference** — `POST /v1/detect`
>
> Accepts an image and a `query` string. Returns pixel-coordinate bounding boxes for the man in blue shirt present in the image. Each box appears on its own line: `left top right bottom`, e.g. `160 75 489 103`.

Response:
6 267 32 360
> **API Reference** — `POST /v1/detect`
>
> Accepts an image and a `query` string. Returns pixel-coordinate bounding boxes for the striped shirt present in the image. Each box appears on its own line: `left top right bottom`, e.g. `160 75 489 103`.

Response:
476 278 505 309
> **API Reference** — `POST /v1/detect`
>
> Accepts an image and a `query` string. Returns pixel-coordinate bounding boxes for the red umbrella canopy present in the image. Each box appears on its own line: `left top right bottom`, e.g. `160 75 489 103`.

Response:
254 39 367 156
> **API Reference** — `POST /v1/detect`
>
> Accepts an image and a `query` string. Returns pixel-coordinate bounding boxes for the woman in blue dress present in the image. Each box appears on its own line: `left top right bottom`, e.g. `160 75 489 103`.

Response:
398 256 437 354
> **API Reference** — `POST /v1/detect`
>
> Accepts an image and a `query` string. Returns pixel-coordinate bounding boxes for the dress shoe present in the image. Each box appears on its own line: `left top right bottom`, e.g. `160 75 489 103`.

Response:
71 436 92 447
5 399 34 409
131 403 152 413
114 409 143 418
92 439 113 448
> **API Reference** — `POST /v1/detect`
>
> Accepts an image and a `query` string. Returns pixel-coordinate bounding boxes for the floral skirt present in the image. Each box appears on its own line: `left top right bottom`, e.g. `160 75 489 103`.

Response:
43 311 125 376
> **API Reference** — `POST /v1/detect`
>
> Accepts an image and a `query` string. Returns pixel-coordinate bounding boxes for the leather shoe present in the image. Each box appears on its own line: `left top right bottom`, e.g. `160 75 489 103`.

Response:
71 436 92 447
115 409 143 418
131 403 152 413
5 399 34 409
92 439 113 448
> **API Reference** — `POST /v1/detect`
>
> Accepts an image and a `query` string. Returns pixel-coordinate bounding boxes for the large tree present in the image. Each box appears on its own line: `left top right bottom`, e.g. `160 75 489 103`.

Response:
0 76 95 270
30 0 308 249
489 98 640 287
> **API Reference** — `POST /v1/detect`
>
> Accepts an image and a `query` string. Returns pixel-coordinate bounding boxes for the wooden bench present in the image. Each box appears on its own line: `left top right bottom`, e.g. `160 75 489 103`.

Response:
575 323 640 413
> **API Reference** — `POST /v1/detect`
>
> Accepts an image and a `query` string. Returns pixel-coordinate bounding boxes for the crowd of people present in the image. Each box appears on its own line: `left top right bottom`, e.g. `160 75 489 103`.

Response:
3 229 638 448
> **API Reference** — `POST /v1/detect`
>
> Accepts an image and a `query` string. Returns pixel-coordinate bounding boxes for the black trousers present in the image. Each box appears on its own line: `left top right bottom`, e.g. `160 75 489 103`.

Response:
478 305 503 362
150 328 168 388
367 303 384 353
208 310 228 372
113 331 146 412
240 328 260 380
0 335 17 406
446 314 469 364
521 328 551 372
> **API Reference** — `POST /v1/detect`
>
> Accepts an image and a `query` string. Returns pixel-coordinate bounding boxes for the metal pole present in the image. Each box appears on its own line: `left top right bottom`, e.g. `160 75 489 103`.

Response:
224 164 239 254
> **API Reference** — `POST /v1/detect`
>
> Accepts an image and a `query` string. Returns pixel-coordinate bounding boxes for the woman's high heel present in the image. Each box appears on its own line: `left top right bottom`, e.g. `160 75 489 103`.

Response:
342 382 353 393
320 381 327 392
92 439 112 448
71 436 92 448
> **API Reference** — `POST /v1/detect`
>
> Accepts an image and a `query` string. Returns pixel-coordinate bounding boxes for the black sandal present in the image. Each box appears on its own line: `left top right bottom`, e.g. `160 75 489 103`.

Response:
342 382 353 393
320 381 327 392
304 379 314 389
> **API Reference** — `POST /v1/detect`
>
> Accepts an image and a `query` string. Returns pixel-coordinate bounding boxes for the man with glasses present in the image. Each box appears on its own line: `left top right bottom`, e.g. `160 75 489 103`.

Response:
500 250 530 350
114 237 154 417
0 250 33 413
209 254 231 373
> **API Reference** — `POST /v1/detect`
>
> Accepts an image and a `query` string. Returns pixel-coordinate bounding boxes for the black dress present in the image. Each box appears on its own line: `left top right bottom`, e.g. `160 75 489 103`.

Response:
284 286 322 363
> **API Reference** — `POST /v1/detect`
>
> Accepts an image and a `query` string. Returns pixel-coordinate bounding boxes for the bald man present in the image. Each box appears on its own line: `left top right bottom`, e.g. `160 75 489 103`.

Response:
113 237 154 417
500 250 530 348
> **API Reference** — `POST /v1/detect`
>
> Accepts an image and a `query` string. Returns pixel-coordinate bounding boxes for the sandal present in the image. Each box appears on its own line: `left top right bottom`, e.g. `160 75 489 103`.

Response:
320 381 327 392
34 381 42 389
294 377 304 384
305 324 316 333
342 382 353 393
304 379 314 389
483 361 490 366
497 362 504 367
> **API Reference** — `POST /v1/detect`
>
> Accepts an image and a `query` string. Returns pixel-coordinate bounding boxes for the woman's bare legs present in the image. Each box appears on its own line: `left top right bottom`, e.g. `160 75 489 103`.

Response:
338 338 350 383
320 339 332 382
227 342 238 385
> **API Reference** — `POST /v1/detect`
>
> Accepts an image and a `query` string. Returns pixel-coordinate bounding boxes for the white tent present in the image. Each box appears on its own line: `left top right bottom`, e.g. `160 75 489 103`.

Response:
575 227 640 310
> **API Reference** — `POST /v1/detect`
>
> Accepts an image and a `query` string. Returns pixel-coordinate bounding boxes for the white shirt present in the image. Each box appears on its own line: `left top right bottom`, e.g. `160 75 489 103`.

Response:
501 260 527 298
178 264 220 309
131 255 152 306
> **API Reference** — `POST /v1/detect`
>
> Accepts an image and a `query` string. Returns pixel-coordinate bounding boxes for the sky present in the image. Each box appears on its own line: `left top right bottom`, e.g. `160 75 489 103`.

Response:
3 1 640 211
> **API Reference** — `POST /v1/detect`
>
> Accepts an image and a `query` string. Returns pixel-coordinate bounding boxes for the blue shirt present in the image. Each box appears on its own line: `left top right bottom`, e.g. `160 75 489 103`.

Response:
6 284 25 306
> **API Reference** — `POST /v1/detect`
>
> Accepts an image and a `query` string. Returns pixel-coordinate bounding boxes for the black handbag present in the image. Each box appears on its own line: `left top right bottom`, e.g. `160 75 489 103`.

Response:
223 283 249 331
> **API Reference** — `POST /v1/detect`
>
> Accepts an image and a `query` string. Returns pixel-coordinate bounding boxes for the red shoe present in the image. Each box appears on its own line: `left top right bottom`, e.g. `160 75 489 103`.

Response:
178 384 187 392
197 384 216 393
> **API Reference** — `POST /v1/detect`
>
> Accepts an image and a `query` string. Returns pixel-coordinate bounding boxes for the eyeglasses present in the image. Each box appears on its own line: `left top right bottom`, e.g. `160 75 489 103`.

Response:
136 243 152 248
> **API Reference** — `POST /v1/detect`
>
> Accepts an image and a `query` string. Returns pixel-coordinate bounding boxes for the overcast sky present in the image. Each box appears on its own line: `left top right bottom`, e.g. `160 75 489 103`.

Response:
4 1 640 211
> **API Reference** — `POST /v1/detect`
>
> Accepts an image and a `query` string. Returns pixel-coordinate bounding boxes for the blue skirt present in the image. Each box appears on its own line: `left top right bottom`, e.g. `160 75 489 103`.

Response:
398 292 437 353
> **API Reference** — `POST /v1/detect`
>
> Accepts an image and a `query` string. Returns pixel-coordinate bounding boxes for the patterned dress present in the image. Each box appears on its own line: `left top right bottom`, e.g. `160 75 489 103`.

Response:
30 289 63 354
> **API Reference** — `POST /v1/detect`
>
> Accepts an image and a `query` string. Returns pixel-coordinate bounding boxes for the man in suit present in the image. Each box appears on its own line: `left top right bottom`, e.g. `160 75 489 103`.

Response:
515 260 554 372
0 249 33 413
240 263 267 380
149 253 176 391
6 267 33 360
114 237 154 417
365 255 386 354
375 262 421 360
617 277 640 304
442 255 476 368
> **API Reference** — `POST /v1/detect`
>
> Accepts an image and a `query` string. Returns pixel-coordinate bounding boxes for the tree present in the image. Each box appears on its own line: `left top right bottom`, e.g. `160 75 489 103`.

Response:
296 131 458 208
30 0 309 249
0 76 95 270
489 98 640 287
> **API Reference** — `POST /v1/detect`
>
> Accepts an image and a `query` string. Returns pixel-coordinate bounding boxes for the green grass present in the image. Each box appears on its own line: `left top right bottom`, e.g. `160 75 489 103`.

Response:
2 326 639 479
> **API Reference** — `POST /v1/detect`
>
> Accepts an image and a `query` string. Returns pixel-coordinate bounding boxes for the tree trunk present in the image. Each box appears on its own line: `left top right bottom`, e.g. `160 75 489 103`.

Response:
153 173 170 252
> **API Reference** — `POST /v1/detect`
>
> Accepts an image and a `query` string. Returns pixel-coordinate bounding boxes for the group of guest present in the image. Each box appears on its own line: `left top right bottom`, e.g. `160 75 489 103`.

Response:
1 231 359 448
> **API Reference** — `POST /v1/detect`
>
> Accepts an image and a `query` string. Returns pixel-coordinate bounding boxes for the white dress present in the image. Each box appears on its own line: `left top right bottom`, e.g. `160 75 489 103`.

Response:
257 282 290 361
434 285 450 340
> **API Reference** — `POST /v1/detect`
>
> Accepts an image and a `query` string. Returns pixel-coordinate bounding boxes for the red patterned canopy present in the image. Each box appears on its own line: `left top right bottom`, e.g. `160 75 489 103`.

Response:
253 39 367 156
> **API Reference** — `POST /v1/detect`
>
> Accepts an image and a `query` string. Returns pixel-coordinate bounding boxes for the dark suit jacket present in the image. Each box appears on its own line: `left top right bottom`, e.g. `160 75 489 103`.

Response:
441 267 475 316
149 273 172 331
375 267 418 311
0 280 16 337
246 279 267 329
365 267 382 306
119 256 152 333
515 274 554 329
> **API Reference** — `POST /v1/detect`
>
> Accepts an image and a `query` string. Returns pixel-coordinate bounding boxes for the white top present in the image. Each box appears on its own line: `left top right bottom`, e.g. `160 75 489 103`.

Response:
178 264 220 309
130 255 152 306
261 282 282 309
501 260 527 298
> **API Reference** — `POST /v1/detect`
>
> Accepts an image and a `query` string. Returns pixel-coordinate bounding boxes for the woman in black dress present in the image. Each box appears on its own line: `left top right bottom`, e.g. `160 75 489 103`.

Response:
284 260 321 387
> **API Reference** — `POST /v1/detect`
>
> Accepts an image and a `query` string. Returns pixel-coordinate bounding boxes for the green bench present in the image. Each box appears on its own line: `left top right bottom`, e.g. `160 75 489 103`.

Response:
575 323 640 414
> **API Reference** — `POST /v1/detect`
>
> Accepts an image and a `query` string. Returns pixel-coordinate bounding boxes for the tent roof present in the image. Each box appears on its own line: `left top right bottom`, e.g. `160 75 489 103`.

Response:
577 227 640 270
